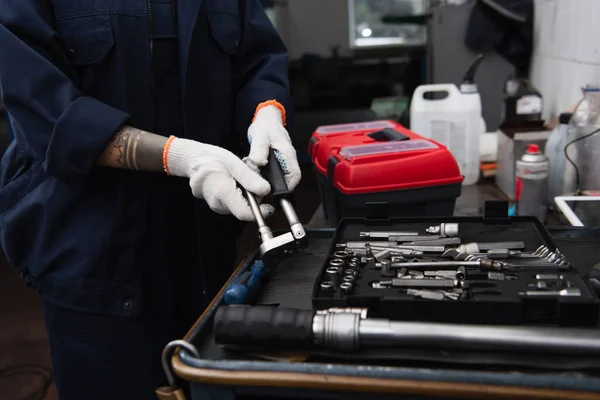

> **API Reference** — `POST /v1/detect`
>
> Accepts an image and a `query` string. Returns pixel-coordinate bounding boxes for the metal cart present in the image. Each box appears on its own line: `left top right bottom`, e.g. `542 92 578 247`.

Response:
163 228 600 400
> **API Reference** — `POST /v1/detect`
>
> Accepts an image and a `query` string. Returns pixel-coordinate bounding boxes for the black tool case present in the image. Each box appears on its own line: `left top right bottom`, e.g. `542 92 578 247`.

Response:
312 216 599 326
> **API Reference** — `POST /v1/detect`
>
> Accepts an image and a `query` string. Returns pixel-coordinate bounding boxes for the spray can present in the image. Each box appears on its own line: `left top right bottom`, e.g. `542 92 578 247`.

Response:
517 144 549 222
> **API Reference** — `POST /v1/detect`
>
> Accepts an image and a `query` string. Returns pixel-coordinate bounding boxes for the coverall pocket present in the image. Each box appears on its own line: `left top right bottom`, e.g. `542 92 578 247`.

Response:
56 15 115 66
207 13 241 56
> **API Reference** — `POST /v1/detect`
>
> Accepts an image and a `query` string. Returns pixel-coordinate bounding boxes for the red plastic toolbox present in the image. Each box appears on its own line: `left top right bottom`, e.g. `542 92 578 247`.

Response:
308 120 463 222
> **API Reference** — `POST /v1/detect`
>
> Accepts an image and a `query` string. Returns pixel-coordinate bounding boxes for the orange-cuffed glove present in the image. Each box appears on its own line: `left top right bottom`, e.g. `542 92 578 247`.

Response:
245 100 301 191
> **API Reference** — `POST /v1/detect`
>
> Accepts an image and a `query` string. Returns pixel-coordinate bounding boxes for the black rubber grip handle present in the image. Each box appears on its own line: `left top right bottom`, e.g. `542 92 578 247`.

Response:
261 149 291 200
213 306 315 349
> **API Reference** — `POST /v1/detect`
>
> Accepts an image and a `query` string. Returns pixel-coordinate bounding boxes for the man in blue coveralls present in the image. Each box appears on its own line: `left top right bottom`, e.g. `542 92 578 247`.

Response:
0 1 301 398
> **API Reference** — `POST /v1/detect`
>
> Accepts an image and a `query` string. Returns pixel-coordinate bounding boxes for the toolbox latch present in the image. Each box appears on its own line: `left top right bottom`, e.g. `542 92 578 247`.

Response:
483 200 511 224
327 156 339 184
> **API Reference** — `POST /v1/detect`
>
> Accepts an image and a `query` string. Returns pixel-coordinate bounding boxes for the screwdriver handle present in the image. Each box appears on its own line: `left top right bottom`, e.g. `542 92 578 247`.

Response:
262 149 292 201
214 306 314 349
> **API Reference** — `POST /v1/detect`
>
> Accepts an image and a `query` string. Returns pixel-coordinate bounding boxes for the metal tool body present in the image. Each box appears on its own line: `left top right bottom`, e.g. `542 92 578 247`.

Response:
519 288 581 296
360 231 418 238
247 149 307 266
342 242 445 253
404 237 461 246
407 289 461 300
377 278 459 289
388 235 443 242
425 223 459 237
215 307 600 354
375 259 510 271
455 241 525 253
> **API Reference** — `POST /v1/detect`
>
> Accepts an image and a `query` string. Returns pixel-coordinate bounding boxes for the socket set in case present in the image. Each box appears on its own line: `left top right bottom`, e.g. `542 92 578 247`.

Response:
312 216 599 326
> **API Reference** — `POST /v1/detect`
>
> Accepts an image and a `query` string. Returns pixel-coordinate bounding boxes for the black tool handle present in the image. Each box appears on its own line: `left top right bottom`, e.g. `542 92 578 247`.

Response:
214 306 314 349
262 149 291 200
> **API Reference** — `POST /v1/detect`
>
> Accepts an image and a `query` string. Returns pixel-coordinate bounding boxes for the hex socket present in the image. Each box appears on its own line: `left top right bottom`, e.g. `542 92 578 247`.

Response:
340 282 353 295
326 266 342 286
329 259 345 271
320 281 334 297
333 251 349 261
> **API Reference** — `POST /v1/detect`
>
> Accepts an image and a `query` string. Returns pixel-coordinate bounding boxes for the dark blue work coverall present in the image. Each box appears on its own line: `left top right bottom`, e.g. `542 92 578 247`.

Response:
0 1 291 398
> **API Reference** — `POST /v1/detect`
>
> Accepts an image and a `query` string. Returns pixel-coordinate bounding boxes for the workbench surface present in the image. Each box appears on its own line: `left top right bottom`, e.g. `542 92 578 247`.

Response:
176 227 600 400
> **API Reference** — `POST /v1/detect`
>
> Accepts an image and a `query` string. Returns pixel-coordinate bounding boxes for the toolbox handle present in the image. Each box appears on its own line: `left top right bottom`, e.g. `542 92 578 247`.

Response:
368 128 409 142
214 306 314 349
262 149 292 200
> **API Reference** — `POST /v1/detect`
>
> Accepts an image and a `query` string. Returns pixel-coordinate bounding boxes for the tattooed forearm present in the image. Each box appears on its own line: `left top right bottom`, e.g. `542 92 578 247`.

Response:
97 125 168 172
113 126 143 169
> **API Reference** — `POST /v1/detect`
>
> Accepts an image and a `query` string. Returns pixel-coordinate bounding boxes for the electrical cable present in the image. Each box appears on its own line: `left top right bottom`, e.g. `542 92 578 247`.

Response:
0 364 53 400
563 126 600 194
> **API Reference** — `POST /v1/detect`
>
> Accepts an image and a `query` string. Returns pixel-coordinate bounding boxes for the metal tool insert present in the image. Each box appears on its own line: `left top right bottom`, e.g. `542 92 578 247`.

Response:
519 288 581 296
360 231 419 238
425 223 459 237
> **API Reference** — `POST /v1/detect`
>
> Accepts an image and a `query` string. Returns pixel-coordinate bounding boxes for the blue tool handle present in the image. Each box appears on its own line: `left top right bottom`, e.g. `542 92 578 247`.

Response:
224 261 265 305
224 283 249 305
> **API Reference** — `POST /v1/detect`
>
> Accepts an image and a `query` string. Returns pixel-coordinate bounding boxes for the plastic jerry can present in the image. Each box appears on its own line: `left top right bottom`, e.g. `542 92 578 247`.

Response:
410 56 484 186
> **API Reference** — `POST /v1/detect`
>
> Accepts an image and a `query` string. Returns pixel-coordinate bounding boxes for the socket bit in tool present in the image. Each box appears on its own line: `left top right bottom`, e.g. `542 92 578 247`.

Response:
535 274 564 280
340 282 353 295
425 223 459 237
406 289 445 300
456 241 526 253
379 259 509 271
360 231 418 238
423 270 457 278
325 266 341 286
487 272 517 281
386 278 459 289
408 289 461 301
486 249 540 259
519 288 581 297
329 259 345 269
369 245 446 253
405 237 462 246
320 281 334 296
388 235 442 242
342 275 355 285
343 242 445 253
348 260 360 269
374 248 391 261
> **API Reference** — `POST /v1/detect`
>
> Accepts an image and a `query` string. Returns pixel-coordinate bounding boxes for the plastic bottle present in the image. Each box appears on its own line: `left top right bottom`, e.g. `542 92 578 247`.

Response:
517 144 549 222
410 55 484 186
544 112 573 204
501 74 543 125
569 84 600 192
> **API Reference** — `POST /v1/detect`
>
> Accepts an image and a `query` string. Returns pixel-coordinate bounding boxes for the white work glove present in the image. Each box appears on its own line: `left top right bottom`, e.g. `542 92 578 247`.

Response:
246 103 301 191
166 138 275 221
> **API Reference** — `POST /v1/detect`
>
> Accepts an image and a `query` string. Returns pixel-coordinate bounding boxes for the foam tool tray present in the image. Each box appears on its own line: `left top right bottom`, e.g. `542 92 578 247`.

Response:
312 216 599 326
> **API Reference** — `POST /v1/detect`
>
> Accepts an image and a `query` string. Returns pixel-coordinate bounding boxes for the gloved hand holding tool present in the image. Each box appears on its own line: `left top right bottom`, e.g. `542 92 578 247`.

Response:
165 137 274 221
245 100 301 191
243 101 307 266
